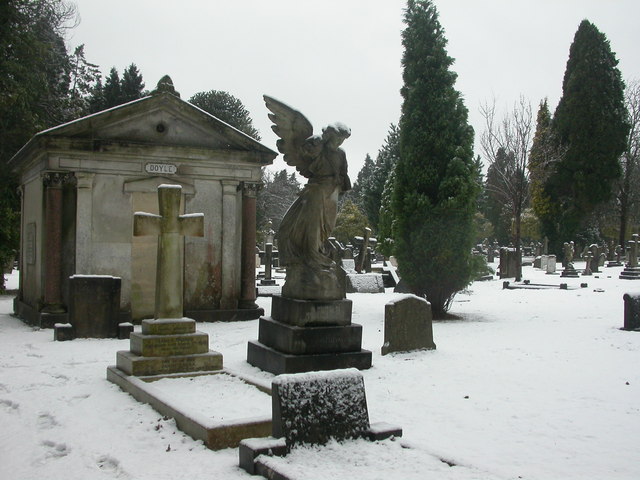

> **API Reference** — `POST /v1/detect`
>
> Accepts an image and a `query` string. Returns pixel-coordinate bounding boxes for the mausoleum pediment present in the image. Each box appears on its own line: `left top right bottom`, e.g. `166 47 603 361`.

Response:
10 92 276 169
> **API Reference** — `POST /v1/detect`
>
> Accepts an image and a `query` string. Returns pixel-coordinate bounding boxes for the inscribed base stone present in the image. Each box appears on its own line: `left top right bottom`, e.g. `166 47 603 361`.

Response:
381 294 436 355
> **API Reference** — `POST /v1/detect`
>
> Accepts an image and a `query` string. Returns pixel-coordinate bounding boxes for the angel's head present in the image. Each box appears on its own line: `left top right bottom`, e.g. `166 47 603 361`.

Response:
322 122 351 148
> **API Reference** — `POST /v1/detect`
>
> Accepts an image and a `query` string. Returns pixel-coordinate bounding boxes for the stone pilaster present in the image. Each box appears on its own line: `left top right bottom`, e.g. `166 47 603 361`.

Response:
74 172 95 274
221 180 239 310
42 172 72 313
240 183 259 309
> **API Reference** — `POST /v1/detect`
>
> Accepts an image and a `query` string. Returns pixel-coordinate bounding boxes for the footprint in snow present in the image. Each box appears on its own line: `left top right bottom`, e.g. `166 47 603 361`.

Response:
41 440 70 459
0 398 19 412
37 412 58 429
97 455 130 478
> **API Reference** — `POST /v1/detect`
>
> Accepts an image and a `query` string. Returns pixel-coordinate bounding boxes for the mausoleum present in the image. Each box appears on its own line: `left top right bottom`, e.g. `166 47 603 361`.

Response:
9 79 276 327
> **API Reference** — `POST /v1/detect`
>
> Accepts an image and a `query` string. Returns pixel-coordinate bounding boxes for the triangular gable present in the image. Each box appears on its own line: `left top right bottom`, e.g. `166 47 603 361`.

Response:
9 93 277 169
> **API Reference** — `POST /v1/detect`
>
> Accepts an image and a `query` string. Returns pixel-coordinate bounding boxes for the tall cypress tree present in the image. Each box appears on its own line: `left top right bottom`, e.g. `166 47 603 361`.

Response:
547 20 629 250
393 0 478 316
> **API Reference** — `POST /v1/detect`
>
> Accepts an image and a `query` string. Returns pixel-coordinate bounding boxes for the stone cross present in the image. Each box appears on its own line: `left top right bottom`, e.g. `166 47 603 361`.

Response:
134 184 204 319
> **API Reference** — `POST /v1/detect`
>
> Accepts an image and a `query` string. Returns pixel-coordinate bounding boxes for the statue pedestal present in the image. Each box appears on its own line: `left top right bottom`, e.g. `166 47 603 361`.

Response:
247 295 372 375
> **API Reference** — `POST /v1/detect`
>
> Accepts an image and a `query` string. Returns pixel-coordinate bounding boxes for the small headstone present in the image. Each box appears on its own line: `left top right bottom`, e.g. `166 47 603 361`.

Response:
341 258 357 273
546 255 557 274
345 273 385 293
381 295 436 355
623 292 640 331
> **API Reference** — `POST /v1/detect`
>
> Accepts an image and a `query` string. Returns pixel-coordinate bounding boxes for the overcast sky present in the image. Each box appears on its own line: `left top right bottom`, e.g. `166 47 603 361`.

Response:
68 0 640 179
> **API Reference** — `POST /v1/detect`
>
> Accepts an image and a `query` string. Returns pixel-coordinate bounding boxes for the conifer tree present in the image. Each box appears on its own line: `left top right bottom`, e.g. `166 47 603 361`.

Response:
103 67 122 109
392 0 478 316
120 63 145 103
362 124 400 231
189 90 261 140
546 20 629 250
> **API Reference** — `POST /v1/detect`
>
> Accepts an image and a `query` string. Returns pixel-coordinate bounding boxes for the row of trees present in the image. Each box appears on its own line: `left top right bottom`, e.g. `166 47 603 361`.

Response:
343 3 638 315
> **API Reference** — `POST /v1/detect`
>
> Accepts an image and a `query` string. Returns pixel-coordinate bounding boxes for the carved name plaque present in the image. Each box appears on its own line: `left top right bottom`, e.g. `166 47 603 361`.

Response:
145 163 177 175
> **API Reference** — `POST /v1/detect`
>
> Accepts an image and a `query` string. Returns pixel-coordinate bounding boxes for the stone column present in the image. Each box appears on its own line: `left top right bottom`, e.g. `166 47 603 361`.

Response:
16 185 24 297
74 172 95 274
240 183 259 309
42 172 70 313
221 180 239 310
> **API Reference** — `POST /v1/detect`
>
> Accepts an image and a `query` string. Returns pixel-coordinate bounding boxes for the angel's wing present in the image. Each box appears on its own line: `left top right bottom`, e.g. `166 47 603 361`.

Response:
264 95 316 178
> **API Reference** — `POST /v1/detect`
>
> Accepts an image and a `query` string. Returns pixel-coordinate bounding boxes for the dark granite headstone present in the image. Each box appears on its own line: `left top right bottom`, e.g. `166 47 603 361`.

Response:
67 275 121 338
272 369 370 448
623 292 640 331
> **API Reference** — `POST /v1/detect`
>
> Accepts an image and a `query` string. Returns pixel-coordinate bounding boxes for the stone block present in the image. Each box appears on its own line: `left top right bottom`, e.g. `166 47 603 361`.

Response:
257 317 363 355
141 318 195 335
381 295 436 355
238 437 287 475
364 422 404 441
247 341 372 375
67 275 121 338
54 323 74 341
115 350 223 376
345 273 385 293
129 332 210 357
118 322 134 339
623 292 640 330
271 295 352 327
272 369 370 448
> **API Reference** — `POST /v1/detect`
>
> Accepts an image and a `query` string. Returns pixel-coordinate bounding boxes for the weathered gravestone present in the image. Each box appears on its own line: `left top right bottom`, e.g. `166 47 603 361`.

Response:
345 273 385 293
622 292 640 331
620 234 640 280
109 185 223 377
546 254 557 274
381 295 436 355
260 243 277 286
239 369 402 476
499 247 519 278
67 275 122 338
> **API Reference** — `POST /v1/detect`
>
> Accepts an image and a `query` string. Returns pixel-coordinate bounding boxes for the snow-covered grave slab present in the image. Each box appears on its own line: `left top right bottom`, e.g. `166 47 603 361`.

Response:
107 368 271 450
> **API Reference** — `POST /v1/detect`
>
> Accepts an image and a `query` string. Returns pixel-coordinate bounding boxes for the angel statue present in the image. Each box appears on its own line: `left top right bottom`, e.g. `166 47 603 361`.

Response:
264 95 352 301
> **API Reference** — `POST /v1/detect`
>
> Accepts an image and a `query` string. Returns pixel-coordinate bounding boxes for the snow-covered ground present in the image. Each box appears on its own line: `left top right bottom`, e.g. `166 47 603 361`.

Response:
1 263 639 480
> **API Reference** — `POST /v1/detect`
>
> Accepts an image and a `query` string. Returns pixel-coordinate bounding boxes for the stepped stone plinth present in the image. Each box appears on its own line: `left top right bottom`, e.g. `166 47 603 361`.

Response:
620 267 640 280
247 295 371 375
115 318 222 376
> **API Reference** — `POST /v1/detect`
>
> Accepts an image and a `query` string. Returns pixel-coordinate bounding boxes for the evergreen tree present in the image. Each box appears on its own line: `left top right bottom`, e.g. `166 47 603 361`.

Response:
377 164 397 257
0 0 75 289
103 67 122 109
120 63 145 103
546 20 629 251
362 124 400 231
189 90 261 140
349 154 375 213
256 169 300 236
66 44 101 118
332 199 369 245
393 0 478 316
